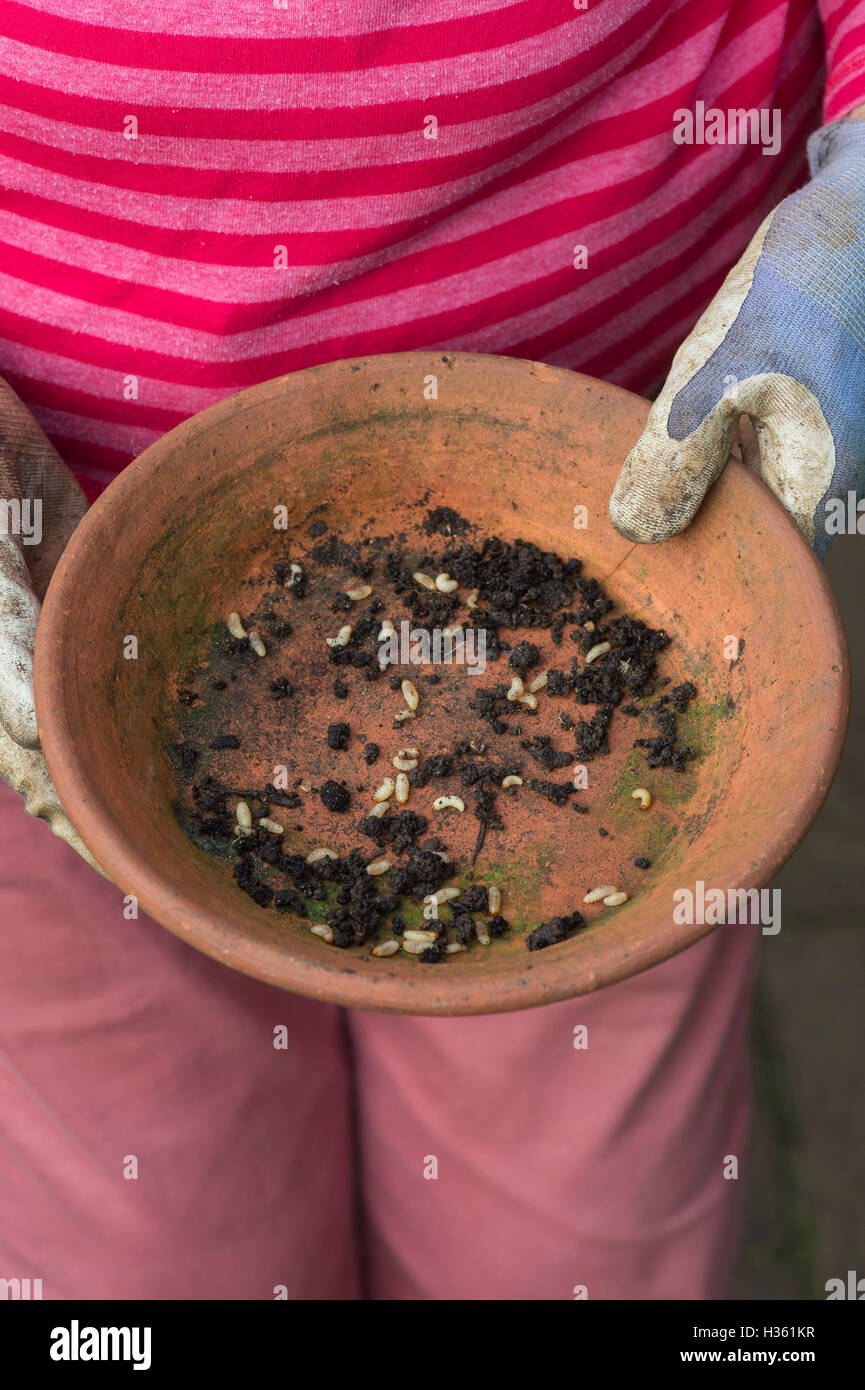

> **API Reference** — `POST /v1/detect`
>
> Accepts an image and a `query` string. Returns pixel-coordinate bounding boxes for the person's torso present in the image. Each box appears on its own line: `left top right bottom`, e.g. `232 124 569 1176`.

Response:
0 0 823 494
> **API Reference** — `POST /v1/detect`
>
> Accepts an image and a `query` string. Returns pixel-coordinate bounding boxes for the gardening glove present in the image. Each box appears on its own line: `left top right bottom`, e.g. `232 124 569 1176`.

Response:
0 376 106 873
610 115 865 559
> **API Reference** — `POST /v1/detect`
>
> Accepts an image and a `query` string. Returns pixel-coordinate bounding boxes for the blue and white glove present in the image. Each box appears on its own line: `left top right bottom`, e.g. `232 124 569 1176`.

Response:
610 117 865 558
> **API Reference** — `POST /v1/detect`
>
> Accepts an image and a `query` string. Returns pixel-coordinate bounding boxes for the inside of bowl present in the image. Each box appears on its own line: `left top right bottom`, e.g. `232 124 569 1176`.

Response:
41 355 847 1012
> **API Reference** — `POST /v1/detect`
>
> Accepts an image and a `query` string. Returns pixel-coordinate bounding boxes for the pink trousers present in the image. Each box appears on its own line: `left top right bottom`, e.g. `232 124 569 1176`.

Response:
0 780 757 1300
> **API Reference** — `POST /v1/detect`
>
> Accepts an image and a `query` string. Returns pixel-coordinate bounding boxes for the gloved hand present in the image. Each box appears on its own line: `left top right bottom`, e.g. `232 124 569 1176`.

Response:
610 115 865 559
0 376 106 873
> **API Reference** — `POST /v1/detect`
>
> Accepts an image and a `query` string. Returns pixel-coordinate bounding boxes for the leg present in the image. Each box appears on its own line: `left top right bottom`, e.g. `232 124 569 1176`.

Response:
350 924 757 1300
0 782 358 1300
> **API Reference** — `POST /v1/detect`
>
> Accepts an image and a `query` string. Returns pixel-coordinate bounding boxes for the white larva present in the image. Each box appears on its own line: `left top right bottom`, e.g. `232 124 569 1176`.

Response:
306 847 338 864
505 676 524 702
632 788 652 809
401 679 419 711
583 884 617 903
326 624 353 649
603 891 630 907
394 709 415 723
371 940 400 957
466 588 480 609
403 929 440 943
310 924 334 943
392 748 418 771
488 885 501 915
445 942 467 954
248 629 266 658
346 583 372 601
519 693 538 710
235 800 252 829
257 817 284 834
476 925 491 946
395 773 410 804
585 641 612 665
431 886 460 905
501 775 523 788
373 778 395 802
227 611 247 640
401 939 430 955
365 859 391 876
412 571 436 590
285 563 303 588
435 572 458 593
369 801 389 820
528 671 548 693
433 795 465 812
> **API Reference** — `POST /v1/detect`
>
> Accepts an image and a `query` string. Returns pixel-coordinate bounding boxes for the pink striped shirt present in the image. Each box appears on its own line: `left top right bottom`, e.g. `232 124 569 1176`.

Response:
1 0 864 499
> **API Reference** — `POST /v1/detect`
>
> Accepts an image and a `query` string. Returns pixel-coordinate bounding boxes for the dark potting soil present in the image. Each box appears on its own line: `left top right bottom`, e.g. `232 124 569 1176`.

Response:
327 722 350 751
526 911 586 951
320 780 351 813
171 506 700 961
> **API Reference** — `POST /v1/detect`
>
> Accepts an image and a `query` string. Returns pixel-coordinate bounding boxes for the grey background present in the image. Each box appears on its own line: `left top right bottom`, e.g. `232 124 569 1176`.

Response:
730 532 864 1299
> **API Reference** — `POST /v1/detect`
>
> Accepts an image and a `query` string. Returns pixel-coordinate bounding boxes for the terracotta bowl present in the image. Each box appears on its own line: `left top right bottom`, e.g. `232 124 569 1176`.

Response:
34 353 848 1014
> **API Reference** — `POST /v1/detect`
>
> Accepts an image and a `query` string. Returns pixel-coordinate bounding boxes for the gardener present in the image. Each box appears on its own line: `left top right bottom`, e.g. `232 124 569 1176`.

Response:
0 1 862 1300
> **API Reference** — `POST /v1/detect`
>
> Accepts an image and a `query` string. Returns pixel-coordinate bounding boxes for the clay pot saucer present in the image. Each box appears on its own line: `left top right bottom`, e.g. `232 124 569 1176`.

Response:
34 353 848 1014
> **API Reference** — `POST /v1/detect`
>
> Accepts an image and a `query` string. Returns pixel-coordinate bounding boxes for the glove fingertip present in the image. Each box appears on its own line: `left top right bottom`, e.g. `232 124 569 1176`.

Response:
0 700 40 750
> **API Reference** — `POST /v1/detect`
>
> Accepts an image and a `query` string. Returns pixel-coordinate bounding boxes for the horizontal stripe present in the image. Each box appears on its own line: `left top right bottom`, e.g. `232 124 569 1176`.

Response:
29 402 153 454
19 0 539 41
1 366 194 431
0 20 612 105
0 91 580 172
0 0 580 72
